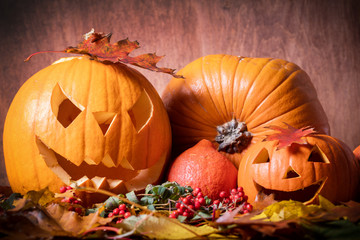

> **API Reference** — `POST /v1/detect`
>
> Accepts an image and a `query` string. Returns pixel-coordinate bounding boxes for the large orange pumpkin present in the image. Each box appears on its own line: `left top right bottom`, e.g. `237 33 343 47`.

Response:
3 57 171 196
162 54 330 167
237 134 360 204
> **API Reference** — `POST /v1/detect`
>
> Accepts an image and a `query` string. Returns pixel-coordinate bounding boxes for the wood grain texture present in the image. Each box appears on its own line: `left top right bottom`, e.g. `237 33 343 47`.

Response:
0 0 359 187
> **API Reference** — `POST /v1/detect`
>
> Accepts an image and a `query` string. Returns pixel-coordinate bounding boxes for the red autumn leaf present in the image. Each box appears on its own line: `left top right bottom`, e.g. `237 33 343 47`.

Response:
263 123 316 150
25 29 181 78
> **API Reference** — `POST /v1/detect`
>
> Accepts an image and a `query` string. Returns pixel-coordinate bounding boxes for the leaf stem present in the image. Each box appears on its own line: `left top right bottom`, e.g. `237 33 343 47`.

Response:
24 50 65 62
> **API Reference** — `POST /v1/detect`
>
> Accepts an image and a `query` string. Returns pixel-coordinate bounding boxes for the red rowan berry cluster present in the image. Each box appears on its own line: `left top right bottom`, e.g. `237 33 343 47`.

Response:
169 187 208 219
169 186 253 220
107 203 132 224
59 186 83 215
215 187 253 214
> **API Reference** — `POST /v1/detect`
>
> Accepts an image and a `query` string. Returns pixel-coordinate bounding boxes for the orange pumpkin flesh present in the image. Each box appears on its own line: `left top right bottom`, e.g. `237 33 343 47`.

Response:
238 135 360 204
3 57 171 197
162 54 330 167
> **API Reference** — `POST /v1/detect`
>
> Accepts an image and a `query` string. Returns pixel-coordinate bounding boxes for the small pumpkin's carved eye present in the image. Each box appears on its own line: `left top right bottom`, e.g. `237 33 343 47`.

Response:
51 83 84 128
308 145 330 164
252 148 270 164
93 112 116 136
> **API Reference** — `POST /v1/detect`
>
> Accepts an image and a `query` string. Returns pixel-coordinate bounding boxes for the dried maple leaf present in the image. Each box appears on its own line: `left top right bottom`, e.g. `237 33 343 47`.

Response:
25 29 181 78
263 123 316 150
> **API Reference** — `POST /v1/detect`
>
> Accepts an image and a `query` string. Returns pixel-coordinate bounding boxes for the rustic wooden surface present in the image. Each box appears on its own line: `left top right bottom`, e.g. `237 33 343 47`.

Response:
0 0 359 187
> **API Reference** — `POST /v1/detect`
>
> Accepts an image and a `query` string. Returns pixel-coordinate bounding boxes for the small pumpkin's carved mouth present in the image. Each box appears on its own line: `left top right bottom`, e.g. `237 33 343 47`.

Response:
254 178 327 203
36 136 140 190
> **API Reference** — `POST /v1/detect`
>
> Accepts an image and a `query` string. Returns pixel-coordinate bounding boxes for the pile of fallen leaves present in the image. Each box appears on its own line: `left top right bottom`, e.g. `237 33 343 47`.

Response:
1 183 360 240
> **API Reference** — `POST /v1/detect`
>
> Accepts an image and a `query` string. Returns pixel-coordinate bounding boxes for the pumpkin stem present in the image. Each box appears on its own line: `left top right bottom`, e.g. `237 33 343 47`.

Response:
215 119 252 154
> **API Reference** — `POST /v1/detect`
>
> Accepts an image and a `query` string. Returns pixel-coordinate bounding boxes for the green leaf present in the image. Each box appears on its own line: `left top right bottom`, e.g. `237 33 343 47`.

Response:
302 219 360 240
141 196 154 205
147 205 156 211
0 193 22 210
192 211 213 220
104 196 122 210
126 191 139 204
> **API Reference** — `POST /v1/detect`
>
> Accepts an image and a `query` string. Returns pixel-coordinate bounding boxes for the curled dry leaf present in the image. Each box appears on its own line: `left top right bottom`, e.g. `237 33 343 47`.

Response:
25 28 181 78
37 203 112 236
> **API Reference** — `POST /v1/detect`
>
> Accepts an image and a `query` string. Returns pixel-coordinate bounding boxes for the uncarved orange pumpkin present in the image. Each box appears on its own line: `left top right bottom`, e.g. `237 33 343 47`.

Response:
238 134 360 204
3 57 171 197
354 145 360 162
167 139 238 200
162 54 330 167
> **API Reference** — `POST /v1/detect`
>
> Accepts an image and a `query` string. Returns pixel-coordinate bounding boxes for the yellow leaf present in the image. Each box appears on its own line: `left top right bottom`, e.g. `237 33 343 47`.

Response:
250 211 269 221
252 200 312 222
25 187 55 206
121 214 217 239
318 195 336 211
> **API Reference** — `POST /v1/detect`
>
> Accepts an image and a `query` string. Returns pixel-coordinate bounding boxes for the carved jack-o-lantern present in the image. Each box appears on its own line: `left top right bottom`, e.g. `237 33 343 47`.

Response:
3 57 171 197
238 134 360 204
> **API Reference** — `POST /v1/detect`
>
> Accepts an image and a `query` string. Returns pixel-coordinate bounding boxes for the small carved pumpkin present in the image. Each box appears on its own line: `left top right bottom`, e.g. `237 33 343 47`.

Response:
3 57 171 197
238 133 360 204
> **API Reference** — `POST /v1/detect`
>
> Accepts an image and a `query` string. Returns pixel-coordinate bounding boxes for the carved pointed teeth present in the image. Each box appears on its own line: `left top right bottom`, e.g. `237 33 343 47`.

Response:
84 157 98 165
120 157 135 170
91 176 108 189
71 176 125 191
102 153 117 167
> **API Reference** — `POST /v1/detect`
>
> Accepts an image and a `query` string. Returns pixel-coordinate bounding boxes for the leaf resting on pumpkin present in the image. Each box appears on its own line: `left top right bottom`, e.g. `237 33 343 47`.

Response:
25 28 181 78
263 123 316 149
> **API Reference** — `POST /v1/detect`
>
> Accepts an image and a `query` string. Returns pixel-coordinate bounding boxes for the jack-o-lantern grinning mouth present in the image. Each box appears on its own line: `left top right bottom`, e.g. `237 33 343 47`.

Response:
254 178 327 203
36 137 140 189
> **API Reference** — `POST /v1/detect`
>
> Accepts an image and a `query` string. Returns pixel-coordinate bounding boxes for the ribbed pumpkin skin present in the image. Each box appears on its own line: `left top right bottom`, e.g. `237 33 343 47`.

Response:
3 57 171 195
354 145 360 162
238 135 360 204
162 54 330 167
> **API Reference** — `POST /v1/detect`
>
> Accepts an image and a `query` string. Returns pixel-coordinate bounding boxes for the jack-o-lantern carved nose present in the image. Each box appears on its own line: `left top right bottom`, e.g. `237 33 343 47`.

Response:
283 166 300 179
92 111 117 136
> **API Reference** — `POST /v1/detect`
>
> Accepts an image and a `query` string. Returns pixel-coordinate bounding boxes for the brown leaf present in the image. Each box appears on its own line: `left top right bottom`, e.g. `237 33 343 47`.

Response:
216 211 302 240
315 201 360 223
25 29 181 78
41 203 112 235
0 212 53 239
263 123 316 149
252 192 277 210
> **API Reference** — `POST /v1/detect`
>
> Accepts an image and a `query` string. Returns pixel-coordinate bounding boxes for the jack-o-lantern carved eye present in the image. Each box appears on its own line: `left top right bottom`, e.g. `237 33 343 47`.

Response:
128 89 153 133
308 145 330 164
51 83 84 128
252 148 270 164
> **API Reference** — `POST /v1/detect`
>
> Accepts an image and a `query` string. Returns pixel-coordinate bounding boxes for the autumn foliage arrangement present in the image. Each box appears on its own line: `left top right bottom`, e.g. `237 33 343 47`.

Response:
1 30 360 239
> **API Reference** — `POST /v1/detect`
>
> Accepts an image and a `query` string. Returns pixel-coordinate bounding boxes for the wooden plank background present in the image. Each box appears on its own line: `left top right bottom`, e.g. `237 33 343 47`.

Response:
0 0 359 187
